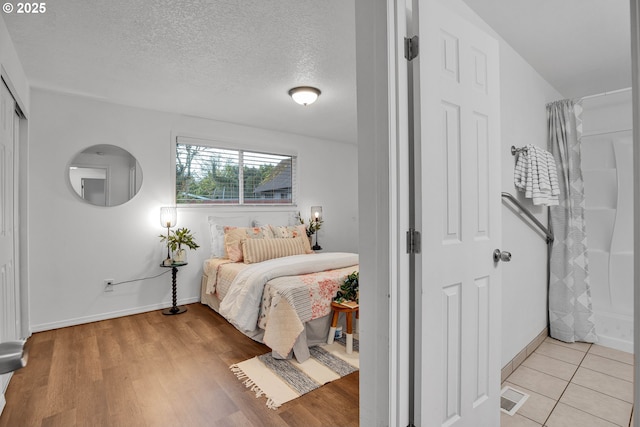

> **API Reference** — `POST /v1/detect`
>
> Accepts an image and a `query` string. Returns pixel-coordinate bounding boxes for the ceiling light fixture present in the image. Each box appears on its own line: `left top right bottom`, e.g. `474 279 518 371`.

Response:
288 86 321 106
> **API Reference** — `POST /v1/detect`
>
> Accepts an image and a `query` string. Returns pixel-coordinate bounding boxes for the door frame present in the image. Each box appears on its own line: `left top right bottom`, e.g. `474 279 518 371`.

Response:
354 0 412 424
630 0 640 423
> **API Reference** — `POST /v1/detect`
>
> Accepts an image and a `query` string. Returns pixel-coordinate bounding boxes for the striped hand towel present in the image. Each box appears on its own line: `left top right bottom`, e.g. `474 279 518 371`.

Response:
513 144 559 206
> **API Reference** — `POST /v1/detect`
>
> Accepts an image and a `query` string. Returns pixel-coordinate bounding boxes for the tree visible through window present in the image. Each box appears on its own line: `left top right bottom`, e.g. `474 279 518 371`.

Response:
175 141 295 205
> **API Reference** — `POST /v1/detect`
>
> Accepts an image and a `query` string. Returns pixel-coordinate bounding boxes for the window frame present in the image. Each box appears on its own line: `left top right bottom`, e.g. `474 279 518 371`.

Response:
172 135 298 207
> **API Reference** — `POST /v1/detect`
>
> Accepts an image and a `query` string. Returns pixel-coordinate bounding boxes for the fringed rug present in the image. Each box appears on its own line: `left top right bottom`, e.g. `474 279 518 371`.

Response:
230 337 359 409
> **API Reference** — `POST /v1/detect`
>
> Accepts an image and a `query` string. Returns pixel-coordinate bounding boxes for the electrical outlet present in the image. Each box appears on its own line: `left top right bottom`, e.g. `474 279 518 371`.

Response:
104 279 114 292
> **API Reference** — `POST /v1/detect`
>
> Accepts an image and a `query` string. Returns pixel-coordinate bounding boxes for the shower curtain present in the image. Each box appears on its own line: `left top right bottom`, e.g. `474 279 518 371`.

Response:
547 99 597 343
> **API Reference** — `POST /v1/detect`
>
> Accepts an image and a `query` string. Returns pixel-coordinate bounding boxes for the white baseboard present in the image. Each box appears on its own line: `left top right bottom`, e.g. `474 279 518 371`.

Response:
0 393 5 418
30 297 200 332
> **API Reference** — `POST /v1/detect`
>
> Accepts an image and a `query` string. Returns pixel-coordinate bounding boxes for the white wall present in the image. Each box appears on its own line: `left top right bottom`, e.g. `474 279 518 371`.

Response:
28 88 358 331
498 46 562 365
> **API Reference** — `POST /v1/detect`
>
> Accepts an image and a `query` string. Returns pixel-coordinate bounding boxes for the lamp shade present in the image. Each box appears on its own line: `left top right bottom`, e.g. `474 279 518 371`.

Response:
311 206 323 221
160 207 177 228
288 86 321 106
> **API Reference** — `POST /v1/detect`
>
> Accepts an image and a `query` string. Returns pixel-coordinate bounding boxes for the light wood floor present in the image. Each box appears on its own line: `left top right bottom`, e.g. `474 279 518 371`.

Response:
0 303 359 427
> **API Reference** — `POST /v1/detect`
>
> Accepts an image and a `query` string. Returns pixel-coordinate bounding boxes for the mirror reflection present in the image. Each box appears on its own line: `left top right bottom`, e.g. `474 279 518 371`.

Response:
69 144 143 206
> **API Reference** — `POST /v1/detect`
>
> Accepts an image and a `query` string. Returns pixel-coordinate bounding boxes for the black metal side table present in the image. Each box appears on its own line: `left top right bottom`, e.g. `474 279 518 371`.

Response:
160 262 187 315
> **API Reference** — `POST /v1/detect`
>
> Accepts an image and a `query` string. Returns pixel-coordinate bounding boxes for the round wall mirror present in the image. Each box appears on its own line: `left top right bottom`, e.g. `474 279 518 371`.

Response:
68 144 143 206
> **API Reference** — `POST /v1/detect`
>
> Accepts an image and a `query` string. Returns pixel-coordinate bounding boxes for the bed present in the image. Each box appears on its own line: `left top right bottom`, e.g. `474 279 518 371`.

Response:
200 213 359 362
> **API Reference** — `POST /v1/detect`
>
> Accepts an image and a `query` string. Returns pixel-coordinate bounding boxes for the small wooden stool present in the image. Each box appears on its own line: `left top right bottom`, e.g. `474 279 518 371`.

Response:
327 301 359 354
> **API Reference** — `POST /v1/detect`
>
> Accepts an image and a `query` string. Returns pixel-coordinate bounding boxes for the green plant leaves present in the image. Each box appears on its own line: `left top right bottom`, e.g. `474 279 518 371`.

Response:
159 227 200 252
334 271 359 303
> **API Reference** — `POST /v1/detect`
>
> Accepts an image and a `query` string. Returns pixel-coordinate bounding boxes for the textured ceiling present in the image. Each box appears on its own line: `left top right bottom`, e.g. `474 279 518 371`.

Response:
2 1 631 145
3 0 357 144
462 0 631 99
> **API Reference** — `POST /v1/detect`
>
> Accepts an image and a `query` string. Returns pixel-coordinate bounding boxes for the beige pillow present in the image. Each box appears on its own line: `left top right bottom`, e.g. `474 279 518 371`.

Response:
224 226 273 262
270 224 313 254
242 237 306 264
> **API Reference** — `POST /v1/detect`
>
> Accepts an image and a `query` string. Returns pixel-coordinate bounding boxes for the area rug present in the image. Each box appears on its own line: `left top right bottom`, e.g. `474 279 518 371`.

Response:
230 337 359 409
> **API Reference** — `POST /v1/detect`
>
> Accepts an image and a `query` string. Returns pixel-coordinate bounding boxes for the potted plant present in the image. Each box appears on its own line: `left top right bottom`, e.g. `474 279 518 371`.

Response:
334 271 359 303
295 211 323 237
159 227 200 263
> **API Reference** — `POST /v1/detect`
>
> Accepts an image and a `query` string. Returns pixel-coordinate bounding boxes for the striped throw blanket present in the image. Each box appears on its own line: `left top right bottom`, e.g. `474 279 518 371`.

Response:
514 144 560 206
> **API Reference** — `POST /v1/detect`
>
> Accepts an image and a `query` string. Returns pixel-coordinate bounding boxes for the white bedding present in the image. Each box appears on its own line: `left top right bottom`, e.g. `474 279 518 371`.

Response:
218 252 359 333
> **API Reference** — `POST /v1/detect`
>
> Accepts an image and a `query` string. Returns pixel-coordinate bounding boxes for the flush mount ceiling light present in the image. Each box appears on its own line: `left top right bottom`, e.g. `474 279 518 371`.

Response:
288 86 321 106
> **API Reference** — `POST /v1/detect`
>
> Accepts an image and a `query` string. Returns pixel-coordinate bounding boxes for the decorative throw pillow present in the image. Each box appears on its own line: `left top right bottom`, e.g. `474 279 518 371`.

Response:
208 223 226 258
224 226 274 262
208 216 249 258
242 237 306 264
270 224 313 254
270 224 301 238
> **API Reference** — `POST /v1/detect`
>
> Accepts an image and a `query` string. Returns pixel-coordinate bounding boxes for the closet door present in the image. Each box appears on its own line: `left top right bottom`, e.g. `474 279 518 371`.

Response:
0 81 19 397
414 1 502 425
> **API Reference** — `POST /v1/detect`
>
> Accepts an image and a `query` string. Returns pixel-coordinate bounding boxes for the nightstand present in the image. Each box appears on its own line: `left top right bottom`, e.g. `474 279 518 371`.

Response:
160 262 187 315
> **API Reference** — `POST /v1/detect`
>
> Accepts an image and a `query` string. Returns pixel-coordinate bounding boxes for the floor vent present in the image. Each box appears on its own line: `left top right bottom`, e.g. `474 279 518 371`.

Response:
500 386 529 416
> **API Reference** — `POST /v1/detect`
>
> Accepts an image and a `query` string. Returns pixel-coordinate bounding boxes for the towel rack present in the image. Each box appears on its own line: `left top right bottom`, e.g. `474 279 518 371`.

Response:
511 145 528 156
501 192 553 243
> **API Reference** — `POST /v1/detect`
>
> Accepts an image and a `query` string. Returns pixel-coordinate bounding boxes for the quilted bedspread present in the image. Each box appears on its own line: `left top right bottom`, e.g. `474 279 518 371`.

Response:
217 252 359 356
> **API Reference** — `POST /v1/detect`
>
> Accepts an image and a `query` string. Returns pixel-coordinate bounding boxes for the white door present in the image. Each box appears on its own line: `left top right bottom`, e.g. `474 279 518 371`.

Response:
82 177 107 206
0 81 19 396
414 1 502 425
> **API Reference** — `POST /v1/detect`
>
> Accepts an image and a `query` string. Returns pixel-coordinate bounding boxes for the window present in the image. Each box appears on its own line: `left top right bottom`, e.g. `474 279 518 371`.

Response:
175 138 296 205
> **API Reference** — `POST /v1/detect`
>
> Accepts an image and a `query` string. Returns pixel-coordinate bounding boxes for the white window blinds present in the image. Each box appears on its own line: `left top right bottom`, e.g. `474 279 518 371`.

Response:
175 137 296 205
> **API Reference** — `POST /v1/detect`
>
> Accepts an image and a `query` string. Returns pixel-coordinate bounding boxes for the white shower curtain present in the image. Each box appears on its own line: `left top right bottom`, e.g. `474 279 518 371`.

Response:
547 99 597 343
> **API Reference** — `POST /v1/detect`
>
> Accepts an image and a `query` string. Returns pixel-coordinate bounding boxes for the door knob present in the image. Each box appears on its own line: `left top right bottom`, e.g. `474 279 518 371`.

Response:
493 249 512 263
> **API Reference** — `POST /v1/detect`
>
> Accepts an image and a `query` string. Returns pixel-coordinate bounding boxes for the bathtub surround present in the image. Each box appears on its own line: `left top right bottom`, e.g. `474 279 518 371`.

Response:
547 99 597 343
581 89 633 353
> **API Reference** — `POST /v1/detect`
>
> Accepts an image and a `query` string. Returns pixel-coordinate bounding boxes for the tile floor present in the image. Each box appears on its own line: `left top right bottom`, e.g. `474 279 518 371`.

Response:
501 337 634 427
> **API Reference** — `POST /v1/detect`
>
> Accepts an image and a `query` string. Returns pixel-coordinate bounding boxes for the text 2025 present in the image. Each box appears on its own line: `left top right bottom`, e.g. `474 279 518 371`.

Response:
17 2 46 13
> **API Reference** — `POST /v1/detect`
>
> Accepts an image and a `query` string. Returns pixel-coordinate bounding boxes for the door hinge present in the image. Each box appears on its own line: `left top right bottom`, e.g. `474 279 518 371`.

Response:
406 229 421 254
404 35 419 61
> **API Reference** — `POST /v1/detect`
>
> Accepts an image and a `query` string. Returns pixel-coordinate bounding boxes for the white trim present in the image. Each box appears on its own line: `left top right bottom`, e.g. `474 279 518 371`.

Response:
630 2 640 426
174 133 298 157
388 0 400 424
0 68 28 120
12 109 20 341
29 297 200 332
171 134 298 208
68 164 109 205
176 205 299 213
16 94 29 340
355 0 393 424
389 0 412 426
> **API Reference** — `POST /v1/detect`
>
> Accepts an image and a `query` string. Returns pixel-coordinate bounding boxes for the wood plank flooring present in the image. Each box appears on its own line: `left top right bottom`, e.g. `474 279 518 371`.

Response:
0 303 359 427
